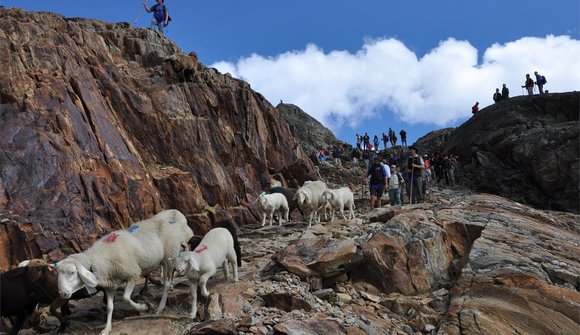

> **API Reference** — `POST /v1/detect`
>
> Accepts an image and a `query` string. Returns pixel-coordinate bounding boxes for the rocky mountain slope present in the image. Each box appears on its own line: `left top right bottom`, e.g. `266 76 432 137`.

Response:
446 92 579 213
9 166 578 335
276 103 341 155
0 8 316 270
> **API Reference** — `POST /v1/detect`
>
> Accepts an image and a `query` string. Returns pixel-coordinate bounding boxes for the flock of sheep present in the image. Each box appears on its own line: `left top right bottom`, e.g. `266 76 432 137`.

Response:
1 180 356 335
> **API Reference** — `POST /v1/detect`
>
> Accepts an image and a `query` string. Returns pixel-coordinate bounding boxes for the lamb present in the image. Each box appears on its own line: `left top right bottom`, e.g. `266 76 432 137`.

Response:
173 227 241 319
320 187 356 221
1 265 56 335
293 180 327 227
268 187 304 219
57 209 192 335
256 192 289 226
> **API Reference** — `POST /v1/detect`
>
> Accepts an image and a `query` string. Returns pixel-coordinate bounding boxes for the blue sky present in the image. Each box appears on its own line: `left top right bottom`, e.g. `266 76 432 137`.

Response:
4 0 580 146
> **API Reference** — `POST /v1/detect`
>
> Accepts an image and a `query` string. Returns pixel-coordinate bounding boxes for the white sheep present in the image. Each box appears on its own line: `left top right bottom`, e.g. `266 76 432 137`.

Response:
320 187 356 221
57 210 192 335
257 192 289 226
293 180 327 227
173 227 240 319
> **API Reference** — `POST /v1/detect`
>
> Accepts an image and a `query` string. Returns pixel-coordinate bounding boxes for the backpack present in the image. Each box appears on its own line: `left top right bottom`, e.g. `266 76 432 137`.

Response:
152 4 172 24
541 76 547 85
369 164 385 184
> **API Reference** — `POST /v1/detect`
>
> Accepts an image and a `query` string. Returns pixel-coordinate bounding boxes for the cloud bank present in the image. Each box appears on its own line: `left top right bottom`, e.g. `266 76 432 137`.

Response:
212 35 580 128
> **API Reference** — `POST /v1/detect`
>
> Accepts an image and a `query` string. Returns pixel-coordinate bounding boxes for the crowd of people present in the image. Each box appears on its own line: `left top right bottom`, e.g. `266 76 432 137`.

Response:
473 71 548 115
355 129 408 151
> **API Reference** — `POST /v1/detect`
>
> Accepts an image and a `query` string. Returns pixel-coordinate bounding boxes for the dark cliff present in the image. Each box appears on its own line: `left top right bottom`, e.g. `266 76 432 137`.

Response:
446 92 579 213
0 8 316 270
276 103 341 155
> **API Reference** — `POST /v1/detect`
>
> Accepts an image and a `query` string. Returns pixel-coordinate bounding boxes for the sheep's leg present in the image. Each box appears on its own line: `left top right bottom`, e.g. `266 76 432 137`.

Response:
269 211 274 226
156 270 170 314
349 202 355 220
222 259 230 280
10 313 26 335
187 280 198 319
101 288 115 335
278 210 283 226
123 280 148 312
50 297 70 333
284 207 289 223
340 201 347 220
261 213 266 227
227 251 239 282
308 210 314 227
199 269 217 297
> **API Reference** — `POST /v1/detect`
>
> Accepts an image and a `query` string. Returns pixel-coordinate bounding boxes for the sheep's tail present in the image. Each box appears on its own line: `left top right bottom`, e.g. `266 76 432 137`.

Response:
215 219 242 267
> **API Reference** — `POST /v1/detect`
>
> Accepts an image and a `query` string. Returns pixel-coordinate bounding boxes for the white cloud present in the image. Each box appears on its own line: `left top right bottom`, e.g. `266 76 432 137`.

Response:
211 35 580 128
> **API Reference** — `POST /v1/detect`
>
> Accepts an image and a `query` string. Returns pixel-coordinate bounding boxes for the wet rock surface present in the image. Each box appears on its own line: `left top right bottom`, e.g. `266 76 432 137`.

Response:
0 8 316 269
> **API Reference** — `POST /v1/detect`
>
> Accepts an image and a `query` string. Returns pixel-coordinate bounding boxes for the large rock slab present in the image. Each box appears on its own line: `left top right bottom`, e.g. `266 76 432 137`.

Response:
273 315 348 335
0 8 317 269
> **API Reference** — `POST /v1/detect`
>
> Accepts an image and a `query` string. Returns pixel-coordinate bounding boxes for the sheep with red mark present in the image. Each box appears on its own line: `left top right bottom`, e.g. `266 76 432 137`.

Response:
173 227 241 319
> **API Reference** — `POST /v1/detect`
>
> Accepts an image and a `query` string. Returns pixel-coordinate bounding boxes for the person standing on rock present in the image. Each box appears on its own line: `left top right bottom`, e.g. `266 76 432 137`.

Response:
400 129 407 147
472 102 479 115
502 84 510 100
356 134 362 150
522 74 534 96
534 71 546 94
407 146 425 204
388 165 404 206
493 88 502 103
373 135 380 151
363 133 370 151
143 0 169 34
367 156 388 208
382 133 388 150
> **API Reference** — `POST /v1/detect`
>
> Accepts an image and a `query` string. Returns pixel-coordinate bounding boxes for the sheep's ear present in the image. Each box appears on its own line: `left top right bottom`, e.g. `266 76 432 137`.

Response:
76 263 98 288
188 255 200 272
18 260 31 267
304 192 310 203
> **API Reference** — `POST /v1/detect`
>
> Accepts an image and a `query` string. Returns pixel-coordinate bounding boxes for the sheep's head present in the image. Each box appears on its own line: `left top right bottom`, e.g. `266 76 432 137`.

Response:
295 190 310 206
57 259 97 299
174 251 199 276
257 192 268 206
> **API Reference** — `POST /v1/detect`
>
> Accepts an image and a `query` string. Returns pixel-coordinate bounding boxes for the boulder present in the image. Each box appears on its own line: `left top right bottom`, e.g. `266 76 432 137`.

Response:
272 237 363 289
446 93 580 213
261 293 312 312
273 316 348 335
187 318 237 335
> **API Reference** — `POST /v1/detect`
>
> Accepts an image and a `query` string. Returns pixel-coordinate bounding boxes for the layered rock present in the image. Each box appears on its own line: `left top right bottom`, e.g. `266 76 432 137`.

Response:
446 92 579 213
413 127 454 154
0 8 316 270
276 103 341 155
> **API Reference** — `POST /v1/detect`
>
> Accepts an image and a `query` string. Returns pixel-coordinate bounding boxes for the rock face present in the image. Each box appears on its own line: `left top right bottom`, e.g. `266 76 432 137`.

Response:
413 127 454 154
0 8 316 270
446 93 579 213
276 103 341 155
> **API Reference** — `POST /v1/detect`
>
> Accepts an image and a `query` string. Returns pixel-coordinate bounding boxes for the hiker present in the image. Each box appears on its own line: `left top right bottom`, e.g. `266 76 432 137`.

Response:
444 155 456 186
472 102 479 115
367 156 388 208
318 147 328 164
407 146 425 204
351 148 362 166
363 133 370 151
388 165 404 206
382 133 388 149
502 84 510 99
143 0 170 33
534 71 546 94
356 134 362 150
373 135 380 151
493 88 502 103
399 129 407 147
522 74 534 96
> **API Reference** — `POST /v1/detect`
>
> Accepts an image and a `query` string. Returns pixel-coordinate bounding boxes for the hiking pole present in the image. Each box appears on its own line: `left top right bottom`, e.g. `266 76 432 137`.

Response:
409 164 414 205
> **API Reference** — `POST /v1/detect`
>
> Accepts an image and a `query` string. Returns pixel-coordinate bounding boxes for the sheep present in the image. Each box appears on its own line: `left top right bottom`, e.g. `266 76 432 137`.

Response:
57 209 192 335
173 227 241 319
268 187 304 219
1 265 56 335
320 187 356 221
293 180 327 227
256 192 289 226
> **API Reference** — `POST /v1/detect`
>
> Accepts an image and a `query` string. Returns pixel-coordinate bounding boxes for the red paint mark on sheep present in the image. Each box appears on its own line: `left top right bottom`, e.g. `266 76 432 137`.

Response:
105 232 120 244
194 245 208 253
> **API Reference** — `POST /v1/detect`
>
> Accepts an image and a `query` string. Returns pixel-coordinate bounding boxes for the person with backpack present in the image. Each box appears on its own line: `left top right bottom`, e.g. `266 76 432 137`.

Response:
472 102 479 115
407 146 425 204
388 165 404 206
534 71 546 94
143 0 169 34
399 129 407 147
363 133 370 151
373 135 380 151
522 74 534 96
502 84 510 100
367 156 389 208
382 133 388 150
493 88 502 103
